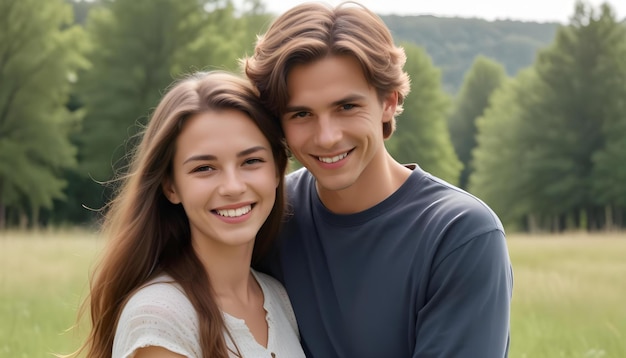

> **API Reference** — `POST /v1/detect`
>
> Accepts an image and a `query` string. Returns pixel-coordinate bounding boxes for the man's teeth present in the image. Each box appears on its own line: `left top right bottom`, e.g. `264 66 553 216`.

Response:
318 153 348 163
216 205 252 217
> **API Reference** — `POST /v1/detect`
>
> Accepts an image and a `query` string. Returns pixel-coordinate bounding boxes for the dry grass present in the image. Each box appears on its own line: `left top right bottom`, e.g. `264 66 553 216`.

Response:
508 232 626 358
0 229 625 357
0 229 102 358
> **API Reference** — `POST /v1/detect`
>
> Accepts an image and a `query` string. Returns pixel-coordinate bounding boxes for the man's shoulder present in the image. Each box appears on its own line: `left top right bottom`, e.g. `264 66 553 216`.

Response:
286 167 311 184
285 167 314 196
414 171 504 234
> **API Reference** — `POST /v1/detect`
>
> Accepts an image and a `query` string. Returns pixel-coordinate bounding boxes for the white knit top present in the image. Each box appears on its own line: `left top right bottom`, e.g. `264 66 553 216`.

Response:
112 269 305 358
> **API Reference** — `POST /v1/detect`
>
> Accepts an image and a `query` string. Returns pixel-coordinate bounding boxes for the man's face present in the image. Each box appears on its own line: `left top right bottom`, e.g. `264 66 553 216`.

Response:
281 55 397 202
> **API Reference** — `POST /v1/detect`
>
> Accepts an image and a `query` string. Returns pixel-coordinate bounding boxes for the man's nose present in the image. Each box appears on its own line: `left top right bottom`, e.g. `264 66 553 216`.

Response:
314 114 342 149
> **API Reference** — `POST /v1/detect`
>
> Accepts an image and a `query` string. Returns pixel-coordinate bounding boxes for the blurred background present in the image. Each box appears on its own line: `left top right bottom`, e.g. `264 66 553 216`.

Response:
1 0 625 232
0 0 625 357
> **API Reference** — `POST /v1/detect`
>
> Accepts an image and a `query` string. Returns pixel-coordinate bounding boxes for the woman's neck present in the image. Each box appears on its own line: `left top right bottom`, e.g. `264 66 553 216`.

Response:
209 254 267 347
192 239 258 307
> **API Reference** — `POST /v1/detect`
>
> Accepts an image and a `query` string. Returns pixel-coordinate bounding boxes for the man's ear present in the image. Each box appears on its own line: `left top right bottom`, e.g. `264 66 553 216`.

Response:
382 91 398 123
162 177 181 204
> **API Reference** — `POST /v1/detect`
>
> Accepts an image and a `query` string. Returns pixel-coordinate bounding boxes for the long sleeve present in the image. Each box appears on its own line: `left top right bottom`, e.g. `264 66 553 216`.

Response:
413 230 513 358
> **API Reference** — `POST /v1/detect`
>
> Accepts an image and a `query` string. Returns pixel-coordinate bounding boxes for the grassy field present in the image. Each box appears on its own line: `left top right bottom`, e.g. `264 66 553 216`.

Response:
1 230 625 358
508 232 626 358
0 230 103 358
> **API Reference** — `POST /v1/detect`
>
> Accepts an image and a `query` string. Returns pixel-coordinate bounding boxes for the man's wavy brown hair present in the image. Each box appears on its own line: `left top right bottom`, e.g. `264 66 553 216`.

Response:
243 1 411 138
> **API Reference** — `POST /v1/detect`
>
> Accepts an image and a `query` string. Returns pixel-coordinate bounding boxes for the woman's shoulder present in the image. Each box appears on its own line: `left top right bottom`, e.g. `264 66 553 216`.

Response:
114 275 200 358
121 274 195 323
128 274 186 301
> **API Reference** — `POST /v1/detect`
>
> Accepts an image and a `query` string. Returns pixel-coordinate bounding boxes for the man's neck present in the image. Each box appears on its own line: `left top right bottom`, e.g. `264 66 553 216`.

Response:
316 155 411 214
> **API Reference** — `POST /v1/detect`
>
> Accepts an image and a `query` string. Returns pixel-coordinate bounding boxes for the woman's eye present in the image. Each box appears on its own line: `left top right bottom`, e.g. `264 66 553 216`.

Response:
244 158 265 166
192 165 213 173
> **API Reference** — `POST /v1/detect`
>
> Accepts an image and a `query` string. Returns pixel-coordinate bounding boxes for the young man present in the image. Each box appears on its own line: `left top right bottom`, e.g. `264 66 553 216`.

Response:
244 2 513 357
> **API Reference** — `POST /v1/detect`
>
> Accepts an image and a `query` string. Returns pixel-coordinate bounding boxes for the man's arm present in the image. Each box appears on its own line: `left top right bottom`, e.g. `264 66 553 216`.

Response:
414 230 513 358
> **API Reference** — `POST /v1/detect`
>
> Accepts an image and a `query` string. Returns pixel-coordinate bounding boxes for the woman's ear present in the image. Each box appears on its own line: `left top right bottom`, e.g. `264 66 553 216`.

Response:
162 177 181 204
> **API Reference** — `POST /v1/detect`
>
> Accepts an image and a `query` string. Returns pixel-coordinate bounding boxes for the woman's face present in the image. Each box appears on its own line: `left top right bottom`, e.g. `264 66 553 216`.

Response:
163 109 278 254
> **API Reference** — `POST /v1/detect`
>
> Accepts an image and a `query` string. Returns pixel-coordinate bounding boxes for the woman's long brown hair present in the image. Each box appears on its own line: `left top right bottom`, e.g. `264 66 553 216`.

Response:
71 71 288 358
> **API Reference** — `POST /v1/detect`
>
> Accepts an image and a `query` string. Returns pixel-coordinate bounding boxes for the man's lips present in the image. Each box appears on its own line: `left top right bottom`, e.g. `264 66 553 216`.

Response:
316 149 352 163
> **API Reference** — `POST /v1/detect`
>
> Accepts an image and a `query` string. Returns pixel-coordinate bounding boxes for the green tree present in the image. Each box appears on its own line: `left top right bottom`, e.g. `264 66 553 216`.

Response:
0 0 88 228
469 70 538 230
77 0 247 209
382 15 558 93
592 133 626 228
448 55 506 189
520 1 626 230
588 3 626 229
472 2 626 232
237 0 274 56
388 42 461 184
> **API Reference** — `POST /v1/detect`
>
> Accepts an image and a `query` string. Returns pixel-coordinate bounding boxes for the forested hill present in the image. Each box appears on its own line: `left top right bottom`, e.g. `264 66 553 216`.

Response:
380 15 560 93
69 1 559 93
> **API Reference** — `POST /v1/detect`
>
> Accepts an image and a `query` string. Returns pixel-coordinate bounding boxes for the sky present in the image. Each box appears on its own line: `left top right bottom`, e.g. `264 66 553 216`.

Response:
256 0 625 23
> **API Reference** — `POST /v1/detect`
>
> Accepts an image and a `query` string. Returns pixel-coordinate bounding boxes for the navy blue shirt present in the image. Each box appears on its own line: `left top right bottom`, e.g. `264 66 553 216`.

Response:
258 165 513 357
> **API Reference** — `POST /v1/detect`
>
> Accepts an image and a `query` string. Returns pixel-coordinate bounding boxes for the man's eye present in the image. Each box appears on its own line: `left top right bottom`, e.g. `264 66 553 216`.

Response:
292 111 309 118
342 104 356 110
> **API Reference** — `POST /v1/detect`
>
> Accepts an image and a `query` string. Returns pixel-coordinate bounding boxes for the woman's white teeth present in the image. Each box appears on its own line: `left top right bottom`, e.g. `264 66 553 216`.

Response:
216 205 252 217
319 153 348 163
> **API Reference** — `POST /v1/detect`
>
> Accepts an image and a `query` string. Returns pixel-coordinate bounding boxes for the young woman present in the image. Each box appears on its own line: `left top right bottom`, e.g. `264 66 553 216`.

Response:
74 71 305 358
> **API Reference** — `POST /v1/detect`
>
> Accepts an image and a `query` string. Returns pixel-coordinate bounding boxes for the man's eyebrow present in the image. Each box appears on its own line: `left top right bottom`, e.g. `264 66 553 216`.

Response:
331 94 367 107
285 94 367 113
182 146 269 165
284 104 310 113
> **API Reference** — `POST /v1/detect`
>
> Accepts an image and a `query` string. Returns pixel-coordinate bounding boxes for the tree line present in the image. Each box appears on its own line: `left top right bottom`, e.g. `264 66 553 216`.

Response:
0 0 624 232
382 14 560 93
